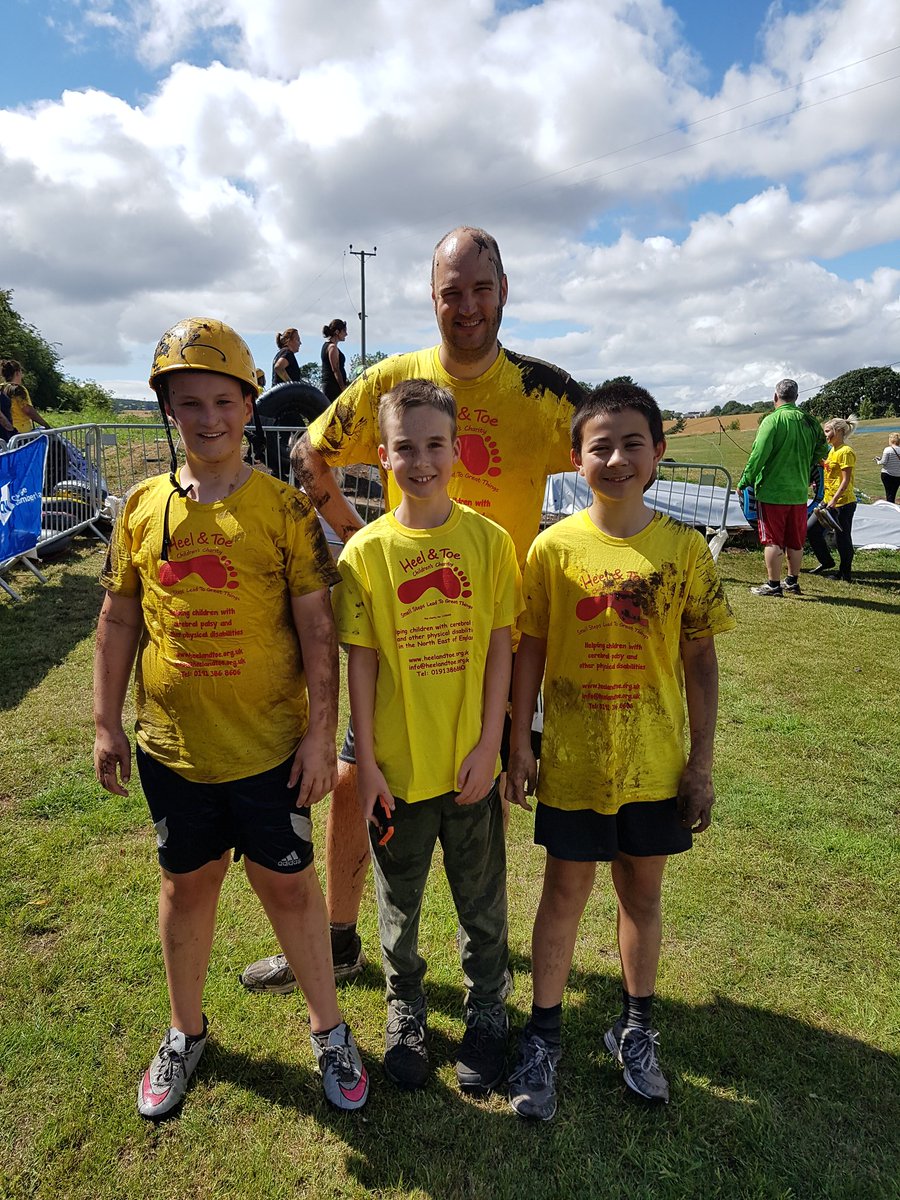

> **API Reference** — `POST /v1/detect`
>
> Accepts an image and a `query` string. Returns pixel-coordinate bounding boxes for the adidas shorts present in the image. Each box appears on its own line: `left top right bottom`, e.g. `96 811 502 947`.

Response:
135 746 315 875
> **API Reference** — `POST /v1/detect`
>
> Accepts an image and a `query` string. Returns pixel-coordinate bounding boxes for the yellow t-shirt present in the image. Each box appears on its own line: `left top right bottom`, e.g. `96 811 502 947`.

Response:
333 502 521 802
8 385 34 432
306 346 583 568
100 470 340 782
521 510 736 814
823 444 856 506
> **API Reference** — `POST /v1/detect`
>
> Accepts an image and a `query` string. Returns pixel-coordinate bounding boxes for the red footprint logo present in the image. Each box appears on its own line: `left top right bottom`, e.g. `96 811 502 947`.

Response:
397 565 472 604
458 434 502 478
159 554 239 590
576 591 647 627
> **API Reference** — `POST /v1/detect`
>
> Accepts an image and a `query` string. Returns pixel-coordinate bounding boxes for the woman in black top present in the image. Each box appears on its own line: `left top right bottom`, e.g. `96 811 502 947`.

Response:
273 328 302 383
320 319 348 400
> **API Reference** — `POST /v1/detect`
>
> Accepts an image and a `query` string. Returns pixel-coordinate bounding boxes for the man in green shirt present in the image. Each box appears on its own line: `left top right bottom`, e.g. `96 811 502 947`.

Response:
738 379 828 597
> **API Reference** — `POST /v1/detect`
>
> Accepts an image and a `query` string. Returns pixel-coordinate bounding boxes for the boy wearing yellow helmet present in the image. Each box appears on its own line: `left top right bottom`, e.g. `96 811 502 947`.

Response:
93 317 369 1119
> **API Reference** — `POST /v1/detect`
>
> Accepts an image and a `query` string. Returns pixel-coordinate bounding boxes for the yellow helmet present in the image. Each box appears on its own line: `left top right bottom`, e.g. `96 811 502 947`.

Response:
149 317 259 396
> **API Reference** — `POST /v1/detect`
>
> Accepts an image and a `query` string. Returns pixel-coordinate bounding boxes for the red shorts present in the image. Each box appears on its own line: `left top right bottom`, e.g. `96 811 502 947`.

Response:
756 501 807 550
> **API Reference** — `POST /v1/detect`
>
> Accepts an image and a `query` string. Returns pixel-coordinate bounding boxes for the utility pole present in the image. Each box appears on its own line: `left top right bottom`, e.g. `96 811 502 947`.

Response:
349 244 376 368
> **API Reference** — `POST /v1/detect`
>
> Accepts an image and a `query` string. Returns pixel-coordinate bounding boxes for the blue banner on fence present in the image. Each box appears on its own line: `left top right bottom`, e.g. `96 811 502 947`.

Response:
0 437 48 562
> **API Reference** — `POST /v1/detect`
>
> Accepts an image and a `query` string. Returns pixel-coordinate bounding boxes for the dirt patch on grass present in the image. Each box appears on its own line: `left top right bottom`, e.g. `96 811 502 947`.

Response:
671 413 764 436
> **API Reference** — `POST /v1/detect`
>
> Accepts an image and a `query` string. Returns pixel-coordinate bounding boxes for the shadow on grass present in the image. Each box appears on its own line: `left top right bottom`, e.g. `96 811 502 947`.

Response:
0 546 102 711
191 983 898 1200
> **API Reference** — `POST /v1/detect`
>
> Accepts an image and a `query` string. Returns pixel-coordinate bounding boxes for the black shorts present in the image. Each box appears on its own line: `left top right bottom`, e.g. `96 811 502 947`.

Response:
135 746 315 876
534 797 692 862
339 650 543 770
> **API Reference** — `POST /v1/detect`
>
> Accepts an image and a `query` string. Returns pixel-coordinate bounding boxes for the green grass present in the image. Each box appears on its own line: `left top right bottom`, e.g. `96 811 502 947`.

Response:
1 537 898 1200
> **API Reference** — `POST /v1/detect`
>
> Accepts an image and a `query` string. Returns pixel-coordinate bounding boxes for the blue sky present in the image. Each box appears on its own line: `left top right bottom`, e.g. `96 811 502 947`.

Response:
1 0 899 408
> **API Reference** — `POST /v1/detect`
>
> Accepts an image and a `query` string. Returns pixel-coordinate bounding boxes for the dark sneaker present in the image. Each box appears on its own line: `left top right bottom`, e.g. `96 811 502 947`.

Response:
311 1022 369 1111
239 952 298 994
782 577 802 595
384 996 429 1088
508 1029 561 1121
749 582 783 597
604 1021 669 1103
138 1017 208 1118
332 931 367 983
807 562 836 576
456 1000 508 1092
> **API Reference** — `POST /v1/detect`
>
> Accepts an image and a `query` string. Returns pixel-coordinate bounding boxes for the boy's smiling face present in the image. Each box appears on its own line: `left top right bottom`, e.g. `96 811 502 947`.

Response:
378 405 460 501
165 371 252 469
573 409 666 503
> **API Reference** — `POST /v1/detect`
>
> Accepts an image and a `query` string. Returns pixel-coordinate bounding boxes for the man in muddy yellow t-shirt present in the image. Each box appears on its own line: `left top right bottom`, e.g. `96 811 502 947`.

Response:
239 225 585 993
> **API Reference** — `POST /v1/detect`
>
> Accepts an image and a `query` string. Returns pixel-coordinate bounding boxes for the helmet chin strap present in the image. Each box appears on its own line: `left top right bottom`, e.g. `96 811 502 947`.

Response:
154 383 192 563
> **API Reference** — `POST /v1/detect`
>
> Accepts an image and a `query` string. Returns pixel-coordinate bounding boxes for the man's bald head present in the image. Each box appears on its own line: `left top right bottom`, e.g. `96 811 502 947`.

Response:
431 227 504 288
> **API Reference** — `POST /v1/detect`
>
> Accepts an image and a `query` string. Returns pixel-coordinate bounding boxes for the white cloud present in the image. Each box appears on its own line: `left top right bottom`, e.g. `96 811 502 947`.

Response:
1 0 899 410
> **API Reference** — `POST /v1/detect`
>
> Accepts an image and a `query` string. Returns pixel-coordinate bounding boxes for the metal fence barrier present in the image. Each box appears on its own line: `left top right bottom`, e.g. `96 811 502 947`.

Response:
7 425 111 555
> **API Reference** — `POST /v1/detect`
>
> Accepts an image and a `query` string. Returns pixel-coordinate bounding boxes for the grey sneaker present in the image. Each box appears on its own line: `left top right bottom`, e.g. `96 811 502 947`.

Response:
508 1029 561 1121
239 937 367 992
239 952 298 994
332 931 368 983
138 1017 208 1118
604 1021 669 1103
782 577 802 595
384 996 429 1088
749 582 783 597
310 1022 369 1111
456 1000 508 1092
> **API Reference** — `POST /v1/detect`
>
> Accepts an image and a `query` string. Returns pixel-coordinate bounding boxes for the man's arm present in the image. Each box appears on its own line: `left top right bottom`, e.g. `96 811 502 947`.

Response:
292 433 366 545
93 591 143 796
347 644 393 822
290 588 339 805
678 634 719 833
456 626 512 804
504 632 547 811
737 419 772 491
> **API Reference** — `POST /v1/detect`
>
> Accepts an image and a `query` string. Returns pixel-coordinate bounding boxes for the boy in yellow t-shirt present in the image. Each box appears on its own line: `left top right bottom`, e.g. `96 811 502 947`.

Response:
506 381 735 1120
93 318 368 1119
333 378 520 1093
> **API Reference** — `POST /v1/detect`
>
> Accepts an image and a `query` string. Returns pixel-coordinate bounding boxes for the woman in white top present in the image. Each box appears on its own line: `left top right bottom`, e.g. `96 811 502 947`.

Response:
875 433 900 503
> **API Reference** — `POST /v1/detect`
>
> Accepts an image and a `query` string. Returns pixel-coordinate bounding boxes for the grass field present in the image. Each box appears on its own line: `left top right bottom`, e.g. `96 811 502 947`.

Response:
1 522 899 1199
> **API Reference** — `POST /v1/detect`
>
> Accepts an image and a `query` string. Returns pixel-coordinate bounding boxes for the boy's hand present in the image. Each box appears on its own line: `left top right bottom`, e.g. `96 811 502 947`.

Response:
455 743 497 806
505 746 537 812
289 730 337 806
356 761 395 825
94 727 131 796
676 764 715 832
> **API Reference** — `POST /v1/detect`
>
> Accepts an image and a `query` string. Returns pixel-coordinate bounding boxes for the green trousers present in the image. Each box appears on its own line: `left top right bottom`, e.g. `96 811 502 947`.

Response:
369 781 508 1005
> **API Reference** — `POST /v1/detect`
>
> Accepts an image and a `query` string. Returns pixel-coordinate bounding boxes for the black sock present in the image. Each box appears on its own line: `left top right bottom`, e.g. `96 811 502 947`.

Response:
768 579 781 588
330 922 357 959
621 988 653 1030
785 574 797 585
528 1002 562 1047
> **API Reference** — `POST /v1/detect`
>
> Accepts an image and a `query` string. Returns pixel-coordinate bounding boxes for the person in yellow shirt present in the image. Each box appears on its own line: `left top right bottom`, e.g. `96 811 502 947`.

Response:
240 225 585 994
333 378 520 1093
93 317 368 1119
506 381 735 1120
806 416 858 583
1 359 51 433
